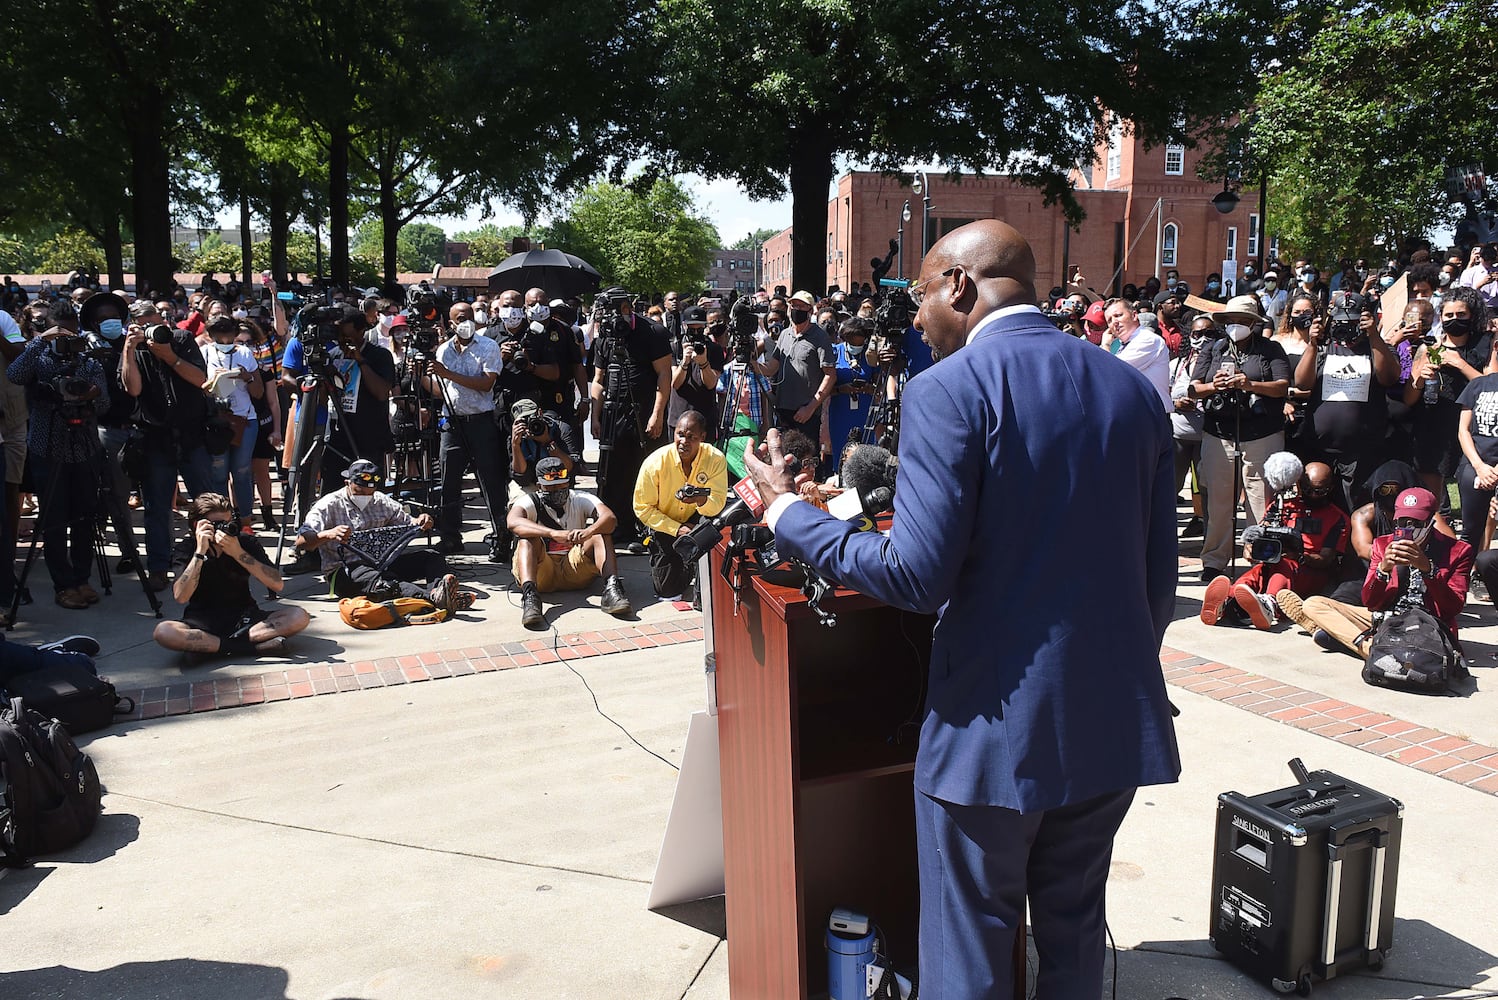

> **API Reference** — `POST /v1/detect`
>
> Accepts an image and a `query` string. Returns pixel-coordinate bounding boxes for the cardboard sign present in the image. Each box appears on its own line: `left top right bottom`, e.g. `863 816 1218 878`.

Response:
1379 274 1410 340
1185 294 1224 314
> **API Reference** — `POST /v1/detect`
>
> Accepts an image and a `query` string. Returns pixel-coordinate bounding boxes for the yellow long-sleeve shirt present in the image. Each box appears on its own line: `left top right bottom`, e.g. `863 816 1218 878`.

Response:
633 441 728 536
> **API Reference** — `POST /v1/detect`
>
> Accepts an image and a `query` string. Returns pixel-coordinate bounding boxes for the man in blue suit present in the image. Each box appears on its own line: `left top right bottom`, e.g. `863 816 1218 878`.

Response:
745 220 1181 999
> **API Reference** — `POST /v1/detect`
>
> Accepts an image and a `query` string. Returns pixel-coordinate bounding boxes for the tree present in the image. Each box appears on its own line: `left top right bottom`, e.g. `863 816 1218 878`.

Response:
549 178 719 293
453 224 532 267
1251 1 1498 262
32 229 108 275
353 220 448 274
731 228 781 252
647 0 1279 294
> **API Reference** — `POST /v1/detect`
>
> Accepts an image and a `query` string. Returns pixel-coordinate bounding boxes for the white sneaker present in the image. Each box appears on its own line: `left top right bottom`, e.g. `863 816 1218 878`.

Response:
657 594 683 604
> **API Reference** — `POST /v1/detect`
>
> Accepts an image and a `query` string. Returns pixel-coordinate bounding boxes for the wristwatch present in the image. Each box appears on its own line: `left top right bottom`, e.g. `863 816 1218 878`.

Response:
193 552 207 562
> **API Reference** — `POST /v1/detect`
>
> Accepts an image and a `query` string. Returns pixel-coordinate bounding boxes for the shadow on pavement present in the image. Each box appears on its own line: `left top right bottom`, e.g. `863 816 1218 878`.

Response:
0 866 51 916
653 894 726 939
0 812 140 915
0 959 371 1000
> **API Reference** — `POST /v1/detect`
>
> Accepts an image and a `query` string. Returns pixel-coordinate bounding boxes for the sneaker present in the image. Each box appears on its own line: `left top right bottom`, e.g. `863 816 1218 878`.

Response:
1201 566 1226 584
621 539 647 555
40 634 101 657
436 538 465 555
1233 583 1274 630
1313 628 1344 653
254 637 287 655
520 583 545 630
75 583 101 605
146 571 170 593
116 556 135 573
450 589 476 612
1276 591 1316 633
600 576 632 616
1182 516 1204 538
1200 576 1232 625
55 588 90 610
429 573 459 612
657 593 684 604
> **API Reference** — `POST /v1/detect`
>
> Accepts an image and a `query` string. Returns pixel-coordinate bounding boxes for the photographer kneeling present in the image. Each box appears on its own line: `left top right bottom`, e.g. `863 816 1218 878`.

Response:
1189 296 1291 583
5 302 111 610
152 493 308 656
1200 460 1347 630
633 411 727 602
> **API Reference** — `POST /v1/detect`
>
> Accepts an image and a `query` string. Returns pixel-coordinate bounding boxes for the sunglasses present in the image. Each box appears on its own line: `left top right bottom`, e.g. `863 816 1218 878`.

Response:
1375 483 1402 498
347 473 381 487
537 467 571 483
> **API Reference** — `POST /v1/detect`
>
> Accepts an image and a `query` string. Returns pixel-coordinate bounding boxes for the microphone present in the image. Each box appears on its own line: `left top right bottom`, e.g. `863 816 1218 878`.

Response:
1262 451 1304 497
673 478 765 565
840 445 898 513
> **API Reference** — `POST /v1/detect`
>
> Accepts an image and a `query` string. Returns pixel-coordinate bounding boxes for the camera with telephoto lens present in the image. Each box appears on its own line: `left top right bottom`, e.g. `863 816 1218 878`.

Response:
298 304 344 370
524 415 548 438
1328 319 1361 345
682 325 709 354
147 323 175 345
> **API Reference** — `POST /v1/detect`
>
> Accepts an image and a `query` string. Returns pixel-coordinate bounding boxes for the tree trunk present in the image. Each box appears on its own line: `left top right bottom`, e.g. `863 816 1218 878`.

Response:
789 139 835 297
240 192 253 290
381 161 399 293
127 87 173 295
103 214 124 293
328 119 351 287
268 173 290 284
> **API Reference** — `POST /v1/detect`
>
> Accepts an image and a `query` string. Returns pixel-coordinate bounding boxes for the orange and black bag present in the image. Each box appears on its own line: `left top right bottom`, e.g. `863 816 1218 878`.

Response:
338 596 450 629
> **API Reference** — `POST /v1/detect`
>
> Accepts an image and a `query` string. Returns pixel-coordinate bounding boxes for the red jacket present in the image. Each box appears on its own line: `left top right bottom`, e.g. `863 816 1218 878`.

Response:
1362 532 1474 632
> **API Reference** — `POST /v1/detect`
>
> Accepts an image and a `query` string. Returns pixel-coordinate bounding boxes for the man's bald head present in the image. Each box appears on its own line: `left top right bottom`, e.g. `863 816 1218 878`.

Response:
524 287 546 306
913 219 1039 360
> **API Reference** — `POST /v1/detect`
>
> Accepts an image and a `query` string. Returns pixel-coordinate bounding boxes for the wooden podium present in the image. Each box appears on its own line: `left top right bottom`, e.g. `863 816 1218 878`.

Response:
709 543 934 998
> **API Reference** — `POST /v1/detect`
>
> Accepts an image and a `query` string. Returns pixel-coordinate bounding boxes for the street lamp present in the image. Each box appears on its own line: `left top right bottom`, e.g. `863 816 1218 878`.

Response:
898 200 911 279
911 170 932 264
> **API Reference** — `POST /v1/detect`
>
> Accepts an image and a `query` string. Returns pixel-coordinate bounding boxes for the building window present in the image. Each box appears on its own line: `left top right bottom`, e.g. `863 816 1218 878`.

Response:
1161 223 1178 267
1164 145 1184 175
1247 214 1260 259
1106 120 1122 181
1225 227 1237 262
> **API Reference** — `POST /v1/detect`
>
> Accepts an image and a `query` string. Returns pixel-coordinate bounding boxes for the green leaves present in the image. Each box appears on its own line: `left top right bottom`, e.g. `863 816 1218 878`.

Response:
550 179 720 293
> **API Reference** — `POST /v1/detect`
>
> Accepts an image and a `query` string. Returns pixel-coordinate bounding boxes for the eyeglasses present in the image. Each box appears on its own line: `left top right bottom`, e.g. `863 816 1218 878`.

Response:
537 467 571 484
908 267 961 306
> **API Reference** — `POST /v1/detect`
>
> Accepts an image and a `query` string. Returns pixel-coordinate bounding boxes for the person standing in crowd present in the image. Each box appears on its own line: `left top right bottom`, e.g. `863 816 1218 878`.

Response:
77 292 142 570
524 290 587 460
1407 288 1490 501
1460 243 1498 312
747 220 1179 999
633 411 727 602
1258 269 1288 328
666 308 726 431
1453 290 1498 546
1102 297 1171 412
237 318 284 532
1189 295 1291 582
152 492 309 656
1171 314 1216 538
825 316 881 473
590 289 673 552
755 289 836 442
203 316 263 519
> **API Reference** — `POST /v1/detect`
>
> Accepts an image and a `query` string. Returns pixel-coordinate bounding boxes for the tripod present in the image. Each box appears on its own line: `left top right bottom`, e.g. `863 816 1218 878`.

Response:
858 357 901 452
9 418 163 627
271 361 364 572
389 350 441 508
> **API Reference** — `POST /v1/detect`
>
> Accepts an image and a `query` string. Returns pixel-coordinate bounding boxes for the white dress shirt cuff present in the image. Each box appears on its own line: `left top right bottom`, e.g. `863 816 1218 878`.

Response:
765 493 804 530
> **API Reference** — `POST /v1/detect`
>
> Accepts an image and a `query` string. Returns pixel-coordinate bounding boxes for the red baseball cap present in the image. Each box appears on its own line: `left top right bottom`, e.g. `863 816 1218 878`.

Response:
1084 302 1107 328
1393 487 1437 522
387 314 408 328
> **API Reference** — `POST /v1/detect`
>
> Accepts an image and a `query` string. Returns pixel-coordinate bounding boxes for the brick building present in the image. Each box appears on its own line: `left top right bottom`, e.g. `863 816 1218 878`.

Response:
760 131 1264 299
704 248 758 293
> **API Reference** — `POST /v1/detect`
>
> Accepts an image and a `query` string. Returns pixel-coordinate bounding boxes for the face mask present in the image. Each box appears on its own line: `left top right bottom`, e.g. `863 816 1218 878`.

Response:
499 306 525 329
1290 313 1313 331
232 308 248 320
1301 272 1316 285
1379 276 1395 289
526 303 550 323
1429 292 1443 311
1301 489 1331 508
1226 323 1252 343
474 308 488 325
789 309 810 326
98 318 123 340
348 491 373 509
846 340 866 358
1207 281 1221 293
1443 317 1472 338
1189 333 1211 350
541 488 570 510
456 320 476 341
1264 279 1278 289
214 341 236 354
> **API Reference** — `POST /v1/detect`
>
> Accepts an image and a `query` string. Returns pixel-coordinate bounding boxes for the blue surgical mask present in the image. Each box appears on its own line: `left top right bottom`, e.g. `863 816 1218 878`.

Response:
214 341 236 354
98 318 123 340
1207 281 1221 293
1379 276 1395 289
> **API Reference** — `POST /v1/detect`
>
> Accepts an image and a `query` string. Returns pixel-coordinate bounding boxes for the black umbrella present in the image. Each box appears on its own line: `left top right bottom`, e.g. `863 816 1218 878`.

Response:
486 249 602 298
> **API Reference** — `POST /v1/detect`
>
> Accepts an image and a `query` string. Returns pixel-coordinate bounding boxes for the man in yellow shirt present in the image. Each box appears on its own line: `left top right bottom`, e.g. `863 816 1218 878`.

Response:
633 411 728 600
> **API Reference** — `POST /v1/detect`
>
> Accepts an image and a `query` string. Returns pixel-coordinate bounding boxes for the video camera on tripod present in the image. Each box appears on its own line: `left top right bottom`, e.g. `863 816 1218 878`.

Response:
1242 452 1305 565
727 294 759 364
404 286 443 360
297 303 347 375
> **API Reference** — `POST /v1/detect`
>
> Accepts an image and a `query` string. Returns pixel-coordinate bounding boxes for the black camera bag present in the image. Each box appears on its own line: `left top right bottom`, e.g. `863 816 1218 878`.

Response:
1362 602 1467 694
0 696 102 865
3 660 134 736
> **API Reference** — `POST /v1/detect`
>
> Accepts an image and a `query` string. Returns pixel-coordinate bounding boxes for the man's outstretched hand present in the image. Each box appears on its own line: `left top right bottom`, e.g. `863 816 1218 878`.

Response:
743 428 797 506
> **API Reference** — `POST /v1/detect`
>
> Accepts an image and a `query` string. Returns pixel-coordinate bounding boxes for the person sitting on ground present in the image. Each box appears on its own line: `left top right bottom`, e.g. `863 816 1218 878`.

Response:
633 410 728 602
296 459 472 611
1323 460 1458 604
1199 461 1348 630
0 634 102 690
1281 487 1473 657
153 493 309 656
507 457 631 630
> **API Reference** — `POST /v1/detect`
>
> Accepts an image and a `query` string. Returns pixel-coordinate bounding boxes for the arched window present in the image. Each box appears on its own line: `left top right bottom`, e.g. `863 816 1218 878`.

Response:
1161 223 1178 267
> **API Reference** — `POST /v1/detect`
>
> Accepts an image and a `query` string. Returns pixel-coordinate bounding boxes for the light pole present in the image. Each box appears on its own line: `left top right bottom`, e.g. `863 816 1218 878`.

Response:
911 171 932 267
898 200 911 279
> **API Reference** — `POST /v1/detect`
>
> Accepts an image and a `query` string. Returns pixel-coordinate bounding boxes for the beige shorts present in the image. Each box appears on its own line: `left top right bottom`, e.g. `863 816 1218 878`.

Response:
516 543 598 593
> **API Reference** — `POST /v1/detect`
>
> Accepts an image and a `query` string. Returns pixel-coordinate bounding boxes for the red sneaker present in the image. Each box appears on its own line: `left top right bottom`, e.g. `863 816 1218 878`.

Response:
1200 576 1232 625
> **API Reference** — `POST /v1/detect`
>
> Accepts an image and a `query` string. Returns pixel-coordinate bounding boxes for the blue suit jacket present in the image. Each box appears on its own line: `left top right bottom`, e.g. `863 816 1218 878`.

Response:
775 310 1182 812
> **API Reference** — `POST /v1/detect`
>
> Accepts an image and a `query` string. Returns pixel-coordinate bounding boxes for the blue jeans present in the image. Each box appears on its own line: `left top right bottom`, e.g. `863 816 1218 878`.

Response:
209 422 257 518
140 439 215 573
0 639 94 688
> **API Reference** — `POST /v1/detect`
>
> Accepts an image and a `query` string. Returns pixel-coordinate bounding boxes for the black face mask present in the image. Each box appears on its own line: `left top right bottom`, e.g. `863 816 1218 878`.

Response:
1290 313 1314 331
1443 317 1473 338
789 309 810 326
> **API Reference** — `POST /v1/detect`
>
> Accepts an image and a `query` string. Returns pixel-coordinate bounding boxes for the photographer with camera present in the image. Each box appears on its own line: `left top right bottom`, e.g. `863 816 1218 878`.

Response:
715 302 775 475
1406 289 1490 499
523 288 587 456
1200 459 1348 629
203 316 264 519
1188 296 1292 582
1294 290 1401 511
508 457 631 629
152 492 309 656
422 301 507 555
824 316 880 474
755 290 836 443
1460 243 1498 311
5 302 110 609
78 293 142 569
633 410 727 602
509 398 573 488
590 288 673 551
668 308 726 429
120 300 213 592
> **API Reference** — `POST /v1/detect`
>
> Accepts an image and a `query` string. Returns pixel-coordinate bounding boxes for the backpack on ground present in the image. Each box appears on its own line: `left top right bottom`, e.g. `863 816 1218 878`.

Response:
1362 603 1468 694
3 661 135 736
338 596 450 630
0 696 102 866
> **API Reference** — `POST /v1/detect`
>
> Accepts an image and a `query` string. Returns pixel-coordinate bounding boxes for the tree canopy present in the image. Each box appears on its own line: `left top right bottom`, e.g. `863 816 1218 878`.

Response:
549 179 720 294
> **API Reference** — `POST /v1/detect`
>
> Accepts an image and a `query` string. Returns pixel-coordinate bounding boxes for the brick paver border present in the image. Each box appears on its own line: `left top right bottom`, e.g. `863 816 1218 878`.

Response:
1160 646 1498 795
113 621 704 722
